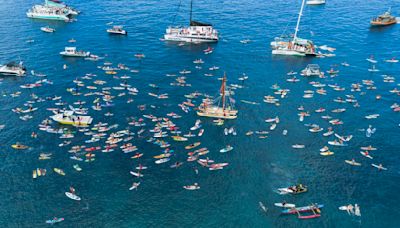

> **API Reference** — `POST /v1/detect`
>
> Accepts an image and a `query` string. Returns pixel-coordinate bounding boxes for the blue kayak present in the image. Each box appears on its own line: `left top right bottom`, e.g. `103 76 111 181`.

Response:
282 204 324 214
46 217 64 224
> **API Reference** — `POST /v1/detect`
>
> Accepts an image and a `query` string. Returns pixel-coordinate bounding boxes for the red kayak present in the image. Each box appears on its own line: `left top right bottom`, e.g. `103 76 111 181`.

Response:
298 214 321 219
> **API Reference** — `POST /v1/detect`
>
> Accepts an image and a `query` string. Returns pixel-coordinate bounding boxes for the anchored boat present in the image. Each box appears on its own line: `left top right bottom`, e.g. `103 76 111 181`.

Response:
371 9 397 26
197 73 237 119
51 111 93 126
0 61 26 76
60 47 90 57
164 0 218 43
271 0 317 56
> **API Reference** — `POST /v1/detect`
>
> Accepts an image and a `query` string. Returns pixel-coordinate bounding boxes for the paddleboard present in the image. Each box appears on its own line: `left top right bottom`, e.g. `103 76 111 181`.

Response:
65 192 81 201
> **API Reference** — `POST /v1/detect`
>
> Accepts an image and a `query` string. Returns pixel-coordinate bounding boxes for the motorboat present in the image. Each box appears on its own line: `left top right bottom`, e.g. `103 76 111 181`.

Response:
60 47 90 57
51 111 93 126
164 0 218 43
40 26 55 33
306 0 325 5
26 5 72 21
301 64 323 77
371 9 397 26
107 26 127 35
0 61 26 76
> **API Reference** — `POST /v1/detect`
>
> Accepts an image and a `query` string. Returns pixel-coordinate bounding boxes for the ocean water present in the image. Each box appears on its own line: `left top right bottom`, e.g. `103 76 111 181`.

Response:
0 0 399 227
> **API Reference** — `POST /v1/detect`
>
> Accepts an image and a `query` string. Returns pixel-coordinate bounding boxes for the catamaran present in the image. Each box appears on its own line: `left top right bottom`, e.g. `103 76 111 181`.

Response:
164 0 218 43
26 5 72 21
271 0 316 56
197 73 237 119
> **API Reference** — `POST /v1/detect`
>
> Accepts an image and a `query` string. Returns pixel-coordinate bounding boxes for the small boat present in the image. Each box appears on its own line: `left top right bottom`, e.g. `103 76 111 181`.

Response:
40 26 55 33
129 182 141 190
360 151 373 159
371 163 387 170
60 47 90 57
183 183 200 190
371 9 397 26
292 144 305 149
46 217 64 224
281 204 324 214
130 171 143 177
277 184 307 195
73 164 82 171
274 202 296 208
345 159 361 166
54 168 66 176
185 142 200 150
385 57 399 63
320 151 334 156
65 192 81 201
220 145 233 153
11 143 29 150
107 26 127 35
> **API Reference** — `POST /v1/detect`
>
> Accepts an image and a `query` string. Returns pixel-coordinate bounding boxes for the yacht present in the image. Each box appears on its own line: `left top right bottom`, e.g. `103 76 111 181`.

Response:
164 0 218 43
60 47 90 57
0 62 26 76
271 0 317 56
26 5 72 21
371 9 397 26
107 26 127 35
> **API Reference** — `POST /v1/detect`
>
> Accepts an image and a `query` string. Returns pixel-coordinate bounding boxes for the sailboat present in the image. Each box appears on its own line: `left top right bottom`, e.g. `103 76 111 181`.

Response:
197 73 237 119
271 0 316 56
164 0 219 43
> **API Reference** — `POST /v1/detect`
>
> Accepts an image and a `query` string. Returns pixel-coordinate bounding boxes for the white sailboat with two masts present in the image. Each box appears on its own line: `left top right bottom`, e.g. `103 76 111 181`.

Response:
197 74 237 119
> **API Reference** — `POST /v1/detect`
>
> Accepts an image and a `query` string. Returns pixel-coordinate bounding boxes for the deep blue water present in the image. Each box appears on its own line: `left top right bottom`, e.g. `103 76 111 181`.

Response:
0 0 400 227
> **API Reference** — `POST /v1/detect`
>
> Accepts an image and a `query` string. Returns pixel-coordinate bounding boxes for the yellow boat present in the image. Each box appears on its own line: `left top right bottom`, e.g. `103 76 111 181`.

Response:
153 153 171 159
32 170 37 179
11 143 29 150
171 136 188 141
185 142 201 150
320 151 334 156
54 168 66 176
197 74 238 119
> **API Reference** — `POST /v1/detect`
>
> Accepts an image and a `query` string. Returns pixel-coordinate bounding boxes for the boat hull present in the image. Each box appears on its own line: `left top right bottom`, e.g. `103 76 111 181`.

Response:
272 49 306 57
196 110 237 119
26 13 70 21
164 34 218 43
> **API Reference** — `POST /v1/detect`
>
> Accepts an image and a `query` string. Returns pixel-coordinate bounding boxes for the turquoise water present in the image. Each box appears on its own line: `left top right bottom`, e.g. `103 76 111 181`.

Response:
0 0 399 227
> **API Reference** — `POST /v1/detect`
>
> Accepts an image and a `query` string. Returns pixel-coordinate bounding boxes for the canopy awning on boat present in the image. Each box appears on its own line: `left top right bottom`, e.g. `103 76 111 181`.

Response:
190 20 212 26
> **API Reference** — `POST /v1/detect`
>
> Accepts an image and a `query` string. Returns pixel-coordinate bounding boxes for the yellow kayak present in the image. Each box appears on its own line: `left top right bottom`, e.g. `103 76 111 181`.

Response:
185 142 201 150
53 168 66 176
320 151 334 156
32 170 37 179
153 153 171 159
11 144 29 150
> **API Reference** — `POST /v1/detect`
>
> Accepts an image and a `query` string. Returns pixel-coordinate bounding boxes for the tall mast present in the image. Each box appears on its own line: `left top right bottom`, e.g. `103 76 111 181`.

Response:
189 0 193 24
293 0 306 41
221 73 226 110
